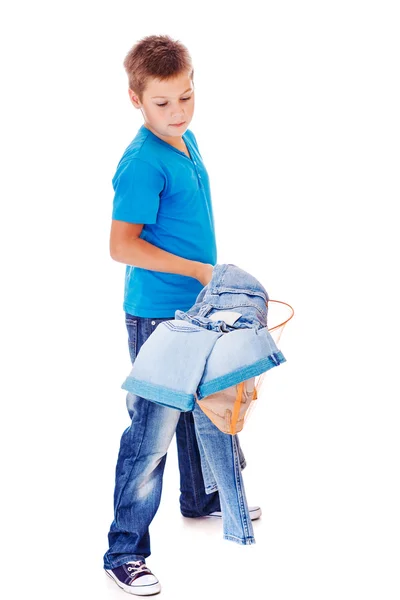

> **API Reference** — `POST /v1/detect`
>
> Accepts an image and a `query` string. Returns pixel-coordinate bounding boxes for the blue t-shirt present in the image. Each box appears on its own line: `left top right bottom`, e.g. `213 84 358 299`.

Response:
112 124 218 317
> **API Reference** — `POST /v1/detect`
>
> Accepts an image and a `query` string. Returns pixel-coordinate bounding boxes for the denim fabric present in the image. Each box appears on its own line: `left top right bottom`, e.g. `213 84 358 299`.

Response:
121 264 286 411
103 314 247 569
123 320 224 411
191 401 254 544
175 263 270 330
122 320 285 410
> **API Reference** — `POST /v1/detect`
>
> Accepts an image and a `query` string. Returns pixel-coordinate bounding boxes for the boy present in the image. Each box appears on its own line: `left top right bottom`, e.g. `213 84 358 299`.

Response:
103 35 256 596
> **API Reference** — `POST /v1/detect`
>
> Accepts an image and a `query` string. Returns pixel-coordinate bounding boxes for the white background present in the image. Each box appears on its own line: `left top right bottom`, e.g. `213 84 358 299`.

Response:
1 1 399 598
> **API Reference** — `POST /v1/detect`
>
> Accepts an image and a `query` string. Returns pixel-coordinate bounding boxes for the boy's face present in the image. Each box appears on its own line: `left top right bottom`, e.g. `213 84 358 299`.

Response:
129 71 195 142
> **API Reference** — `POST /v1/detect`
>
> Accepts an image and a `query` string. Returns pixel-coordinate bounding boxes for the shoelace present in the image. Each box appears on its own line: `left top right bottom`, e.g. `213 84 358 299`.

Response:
126 561 151 578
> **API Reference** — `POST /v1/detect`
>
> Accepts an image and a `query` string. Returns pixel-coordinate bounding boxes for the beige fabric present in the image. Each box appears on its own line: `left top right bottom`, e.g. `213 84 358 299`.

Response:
196 377 257 435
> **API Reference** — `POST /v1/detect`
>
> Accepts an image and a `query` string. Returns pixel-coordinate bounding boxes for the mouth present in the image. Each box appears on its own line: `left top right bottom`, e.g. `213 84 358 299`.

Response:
170 121 186 127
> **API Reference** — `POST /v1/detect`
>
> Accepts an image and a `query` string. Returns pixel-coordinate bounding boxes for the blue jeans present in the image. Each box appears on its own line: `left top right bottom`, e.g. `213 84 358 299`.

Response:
103 314 249 569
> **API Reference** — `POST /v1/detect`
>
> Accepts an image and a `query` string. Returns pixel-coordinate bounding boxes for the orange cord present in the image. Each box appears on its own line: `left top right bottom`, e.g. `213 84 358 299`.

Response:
254 300 295 393
267 300 295 332
230 381 244 435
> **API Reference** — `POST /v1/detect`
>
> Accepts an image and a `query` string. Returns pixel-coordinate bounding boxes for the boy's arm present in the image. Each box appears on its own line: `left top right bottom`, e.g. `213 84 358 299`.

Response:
110 220 213 286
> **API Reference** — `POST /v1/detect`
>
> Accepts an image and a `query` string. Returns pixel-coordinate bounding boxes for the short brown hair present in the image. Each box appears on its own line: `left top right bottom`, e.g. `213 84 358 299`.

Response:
123 34 194 102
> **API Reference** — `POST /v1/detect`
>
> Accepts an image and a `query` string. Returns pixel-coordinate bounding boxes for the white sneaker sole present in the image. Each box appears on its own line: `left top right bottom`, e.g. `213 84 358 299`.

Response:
105 569 161 596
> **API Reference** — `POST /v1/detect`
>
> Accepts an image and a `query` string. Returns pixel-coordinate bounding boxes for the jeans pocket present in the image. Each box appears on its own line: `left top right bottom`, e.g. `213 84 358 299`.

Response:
125 316 138 364
163 320 202 333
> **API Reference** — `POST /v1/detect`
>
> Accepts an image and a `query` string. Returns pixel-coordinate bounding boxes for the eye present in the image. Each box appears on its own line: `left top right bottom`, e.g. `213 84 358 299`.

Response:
156 97 192 108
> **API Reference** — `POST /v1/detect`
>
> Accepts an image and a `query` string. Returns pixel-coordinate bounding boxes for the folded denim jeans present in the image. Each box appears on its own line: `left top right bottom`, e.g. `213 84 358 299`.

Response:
121 319 285 411
121 263 286 411
175 263 269 331
122 320 223 411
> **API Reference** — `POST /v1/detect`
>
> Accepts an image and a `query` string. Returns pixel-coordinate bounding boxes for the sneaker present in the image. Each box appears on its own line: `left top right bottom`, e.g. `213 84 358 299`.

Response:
206 505 262 521
105 560 161 596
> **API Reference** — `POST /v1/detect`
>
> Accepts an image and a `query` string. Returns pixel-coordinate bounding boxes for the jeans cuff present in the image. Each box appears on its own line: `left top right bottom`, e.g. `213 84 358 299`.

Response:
223 534 256 545
103 553 146 570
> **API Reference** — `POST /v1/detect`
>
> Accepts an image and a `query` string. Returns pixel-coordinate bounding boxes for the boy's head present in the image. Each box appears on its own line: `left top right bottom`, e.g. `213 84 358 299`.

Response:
123 35 195 141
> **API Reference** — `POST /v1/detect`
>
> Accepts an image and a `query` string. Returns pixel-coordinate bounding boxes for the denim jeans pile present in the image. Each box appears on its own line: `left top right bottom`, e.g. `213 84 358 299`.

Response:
122 264 286 411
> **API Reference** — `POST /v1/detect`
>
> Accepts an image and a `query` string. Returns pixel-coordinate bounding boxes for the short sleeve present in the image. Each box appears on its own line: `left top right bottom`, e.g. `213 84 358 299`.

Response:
111 158 165 224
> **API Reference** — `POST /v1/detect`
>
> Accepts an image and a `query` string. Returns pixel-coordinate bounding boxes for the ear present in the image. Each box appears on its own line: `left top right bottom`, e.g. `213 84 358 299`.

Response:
128 89 141 108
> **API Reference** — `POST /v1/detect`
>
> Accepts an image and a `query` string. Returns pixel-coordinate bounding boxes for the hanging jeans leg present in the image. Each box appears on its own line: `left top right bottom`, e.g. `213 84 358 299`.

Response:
191 402 255 545
176 410 222 516
195 419 248 494
176 411 248 517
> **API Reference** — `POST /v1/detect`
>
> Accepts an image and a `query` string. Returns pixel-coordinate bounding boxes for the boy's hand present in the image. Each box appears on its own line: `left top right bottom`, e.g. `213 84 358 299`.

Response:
195 263 214 287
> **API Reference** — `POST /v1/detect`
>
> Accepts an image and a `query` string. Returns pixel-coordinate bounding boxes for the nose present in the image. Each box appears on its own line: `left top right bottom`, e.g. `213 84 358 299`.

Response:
171 105 184 118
